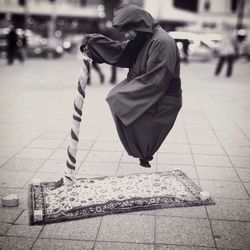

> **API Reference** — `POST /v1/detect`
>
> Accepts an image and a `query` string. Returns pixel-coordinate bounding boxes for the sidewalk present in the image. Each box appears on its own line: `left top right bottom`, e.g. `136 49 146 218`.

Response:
0 55 250 249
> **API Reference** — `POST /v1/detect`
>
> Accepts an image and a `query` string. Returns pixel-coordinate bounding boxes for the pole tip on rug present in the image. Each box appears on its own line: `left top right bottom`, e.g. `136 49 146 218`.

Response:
200 191 211 201
63 177 74 186
2 194 19 207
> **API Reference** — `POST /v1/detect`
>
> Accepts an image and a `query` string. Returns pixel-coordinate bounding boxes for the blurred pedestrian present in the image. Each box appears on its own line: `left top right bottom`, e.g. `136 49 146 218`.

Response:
215 24 237 77
182 39 190 63
81 4 182 168
20 32 28 60
82 35 105 85
6 25 24 65
87 61 105 85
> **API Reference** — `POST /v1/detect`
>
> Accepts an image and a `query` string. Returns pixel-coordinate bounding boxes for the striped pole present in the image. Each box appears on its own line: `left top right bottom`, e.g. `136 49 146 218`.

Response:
64 54 92 185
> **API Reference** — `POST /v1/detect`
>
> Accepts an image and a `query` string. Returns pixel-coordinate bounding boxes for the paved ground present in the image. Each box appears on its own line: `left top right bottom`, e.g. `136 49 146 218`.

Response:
0 54 250 250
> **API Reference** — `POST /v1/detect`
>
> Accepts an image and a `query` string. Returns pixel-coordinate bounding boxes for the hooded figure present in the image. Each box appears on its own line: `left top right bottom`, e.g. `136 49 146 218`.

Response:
81 4 182 167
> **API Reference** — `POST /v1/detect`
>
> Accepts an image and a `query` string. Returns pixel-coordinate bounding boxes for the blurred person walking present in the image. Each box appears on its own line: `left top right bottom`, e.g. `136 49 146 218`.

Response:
82 35 105 85
87 61 105 85
81 4 182 168
6 25 24 65
182 39 190 63
20 33 28 60
215 24 237 77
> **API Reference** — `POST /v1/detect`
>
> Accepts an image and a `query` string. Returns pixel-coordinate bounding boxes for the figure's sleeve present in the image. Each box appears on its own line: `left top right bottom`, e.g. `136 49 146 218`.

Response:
80 33 131 68
106 40 178 126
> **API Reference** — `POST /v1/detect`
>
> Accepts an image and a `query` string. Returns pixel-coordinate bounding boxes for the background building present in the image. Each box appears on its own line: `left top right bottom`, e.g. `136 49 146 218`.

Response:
1 0 249 34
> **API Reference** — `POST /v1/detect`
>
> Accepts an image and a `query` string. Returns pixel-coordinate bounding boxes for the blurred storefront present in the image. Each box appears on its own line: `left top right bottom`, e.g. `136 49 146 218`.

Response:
1 0 249 34
1 0 250 60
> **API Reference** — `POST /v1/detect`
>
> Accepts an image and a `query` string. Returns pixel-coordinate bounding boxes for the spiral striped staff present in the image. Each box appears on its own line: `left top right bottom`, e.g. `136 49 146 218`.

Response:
64 53 92 185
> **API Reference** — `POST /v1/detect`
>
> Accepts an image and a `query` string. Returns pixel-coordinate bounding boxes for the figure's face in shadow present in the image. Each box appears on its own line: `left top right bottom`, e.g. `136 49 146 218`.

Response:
124 30 137 41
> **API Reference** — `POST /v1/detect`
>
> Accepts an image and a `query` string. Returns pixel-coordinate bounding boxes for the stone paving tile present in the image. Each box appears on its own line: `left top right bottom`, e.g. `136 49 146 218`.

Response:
0 236 35 250
0 158 8 167
157 164 198 179
38 159 70 173
0 137 30 148
187 134 219 145
27 172 64 186
15 148 54 160
14 210 29 225
165 134 189 144
209 121 238 131
211 220 250 249
158 144 191 154
215 131 250 147
6 224 43 238
123 209 155 216
155 206 207 219
193 155 232 167
77 162 118 176
0 169 34 188
206 198 250 221
0 222 11 235
94 241 154 250
117 163 157 176
120 153 157 165
60 139 94 151
0 208 23 223
84 151 122 163
49 149 88 162
155 217 215 247
200 180 249 199
32 238 94 250
155 245 215 249
37 131 68 140
158 153 194 165
196 167 240 181
223 145 250 157
97 214 154 243
185 122 212 131
14 189 29 210
235 168 250 182
40 217 101 241
0 147 21 158
243 182 250 194
92 140 124 151
27 139 63 149
190 145 225 155
97 131 120 141
229 156 250 168
3 158 44 172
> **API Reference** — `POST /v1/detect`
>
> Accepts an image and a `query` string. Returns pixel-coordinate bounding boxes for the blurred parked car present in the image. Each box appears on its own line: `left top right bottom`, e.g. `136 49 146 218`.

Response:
24 29 63 58
199 33 222 56
0 28 64 59
169 31 214 62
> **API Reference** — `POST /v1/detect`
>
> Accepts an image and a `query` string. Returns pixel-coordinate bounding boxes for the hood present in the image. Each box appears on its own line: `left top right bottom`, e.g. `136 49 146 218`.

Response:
112 4 156 34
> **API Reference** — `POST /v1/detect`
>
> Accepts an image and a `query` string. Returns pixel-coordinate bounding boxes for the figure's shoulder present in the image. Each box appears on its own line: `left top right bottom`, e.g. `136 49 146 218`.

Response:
148 26 176 53
150 26 175 47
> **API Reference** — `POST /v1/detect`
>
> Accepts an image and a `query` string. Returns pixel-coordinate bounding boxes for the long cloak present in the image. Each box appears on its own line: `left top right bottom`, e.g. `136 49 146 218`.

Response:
81 4 182 160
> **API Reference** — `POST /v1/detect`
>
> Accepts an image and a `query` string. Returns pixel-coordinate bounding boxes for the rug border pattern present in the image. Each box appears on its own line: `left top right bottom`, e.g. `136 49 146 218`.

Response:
29 170 215 225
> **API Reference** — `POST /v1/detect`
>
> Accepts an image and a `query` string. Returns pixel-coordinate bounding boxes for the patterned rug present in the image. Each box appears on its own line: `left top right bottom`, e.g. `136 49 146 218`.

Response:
29 170 215 225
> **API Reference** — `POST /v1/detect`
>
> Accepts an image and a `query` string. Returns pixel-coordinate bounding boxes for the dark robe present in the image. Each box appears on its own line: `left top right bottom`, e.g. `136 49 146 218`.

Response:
81 4 182 160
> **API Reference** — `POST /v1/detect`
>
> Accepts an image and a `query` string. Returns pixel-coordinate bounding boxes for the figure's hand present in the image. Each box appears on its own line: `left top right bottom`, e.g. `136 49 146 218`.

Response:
81 33 98 47
80 34 97 57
